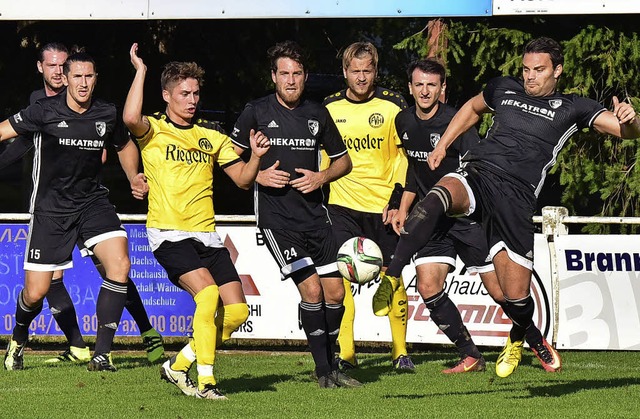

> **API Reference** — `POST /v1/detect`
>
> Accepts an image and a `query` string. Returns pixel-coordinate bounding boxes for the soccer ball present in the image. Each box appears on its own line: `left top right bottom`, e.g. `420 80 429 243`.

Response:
336 236 383 285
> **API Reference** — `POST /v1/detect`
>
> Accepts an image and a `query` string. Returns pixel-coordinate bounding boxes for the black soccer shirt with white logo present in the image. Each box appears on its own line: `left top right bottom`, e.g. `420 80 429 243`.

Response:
231 94 347 231
9 93 124 215
396 103 480 199
463 76 605 195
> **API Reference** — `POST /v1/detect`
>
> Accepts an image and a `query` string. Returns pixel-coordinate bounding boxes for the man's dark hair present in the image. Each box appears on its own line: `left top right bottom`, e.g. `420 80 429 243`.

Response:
524 37 564 68
406 58 446 84
63 52 97 75
161 61 205 91
38 42 68 62
268 41 307 73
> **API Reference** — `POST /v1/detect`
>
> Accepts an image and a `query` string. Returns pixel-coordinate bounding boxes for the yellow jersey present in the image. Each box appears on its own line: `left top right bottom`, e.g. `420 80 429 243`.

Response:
323 87 407 213
137 113 242 232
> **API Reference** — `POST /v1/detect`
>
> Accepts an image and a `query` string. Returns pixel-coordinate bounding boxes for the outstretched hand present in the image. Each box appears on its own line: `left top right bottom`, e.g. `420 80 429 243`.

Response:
612 96 637 125
130 43 146 72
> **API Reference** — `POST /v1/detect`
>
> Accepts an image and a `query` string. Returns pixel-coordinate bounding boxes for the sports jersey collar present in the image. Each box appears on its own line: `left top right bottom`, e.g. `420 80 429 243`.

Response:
342 86 379 105
162 112 194 130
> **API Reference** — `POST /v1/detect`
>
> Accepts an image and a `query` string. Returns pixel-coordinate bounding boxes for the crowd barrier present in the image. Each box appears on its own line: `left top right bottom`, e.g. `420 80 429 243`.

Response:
1 207 638 350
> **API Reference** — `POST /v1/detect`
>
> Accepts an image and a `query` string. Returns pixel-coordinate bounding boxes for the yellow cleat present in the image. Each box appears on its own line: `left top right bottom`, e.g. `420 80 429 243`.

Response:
495 337 524 378
4 339 26 371
372 273 400 317
45 345 91 363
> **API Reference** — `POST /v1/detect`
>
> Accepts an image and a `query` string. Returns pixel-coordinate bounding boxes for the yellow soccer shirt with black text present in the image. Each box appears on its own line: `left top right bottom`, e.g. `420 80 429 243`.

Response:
323 87 407 213
137 113 242 232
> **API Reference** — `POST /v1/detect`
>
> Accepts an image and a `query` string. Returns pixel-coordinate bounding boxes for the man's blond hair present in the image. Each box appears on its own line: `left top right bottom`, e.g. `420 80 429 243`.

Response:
341 41 378 71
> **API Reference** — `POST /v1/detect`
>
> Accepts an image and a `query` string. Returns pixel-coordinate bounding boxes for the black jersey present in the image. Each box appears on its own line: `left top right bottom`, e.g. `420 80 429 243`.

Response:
463 76 605 195
396 103 480 199
231 94 347 231
29 88 47 104
8 93 125 215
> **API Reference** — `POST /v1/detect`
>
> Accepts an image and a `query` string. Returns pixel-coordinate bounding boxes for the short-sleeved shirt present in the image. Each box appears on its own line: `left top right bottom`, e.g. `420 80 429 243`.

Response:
136 112 242 232
323 86 407 213
396 102 480 199
463 76 606 196
8 94 124 215
230 94 347 231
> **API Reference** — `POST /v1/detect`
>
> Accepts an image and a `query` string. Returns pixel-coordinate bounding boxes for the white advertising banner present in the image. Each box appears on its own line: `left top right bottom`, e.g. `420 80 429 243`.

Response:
224 227 554 348
555 235 640 350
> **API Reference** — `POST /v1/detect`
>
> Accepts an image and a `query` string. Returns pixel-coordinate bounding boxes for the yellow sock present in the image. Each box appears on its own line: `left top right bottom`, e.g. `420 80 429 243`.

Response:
337 278 356 364
386 274 400 291
389 279 408 360
171 340 196 372
193 285 219 389
215 302 249 347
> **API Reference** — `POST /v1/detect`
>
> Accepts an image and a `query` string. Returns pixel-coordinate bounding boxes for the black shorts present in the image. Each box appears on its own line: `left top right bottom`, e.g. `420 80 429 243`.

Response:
260 227 340 284
24 197 126 271
414 217 493 274
448 163 536 269
328 204 398 266
152 238 240 288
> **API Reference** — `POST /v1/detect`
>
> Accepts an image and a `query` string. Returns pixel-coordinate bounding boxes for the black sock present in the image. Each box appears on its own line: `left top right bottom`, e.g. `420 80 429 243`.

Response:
504 295 535 343
324 303 345 368
46 278 86 348
94 278 128 355
13 290 43 343
425 290 481 359
299 301 331 377
498 301 528 344
124 278 152 334
387 186 451 277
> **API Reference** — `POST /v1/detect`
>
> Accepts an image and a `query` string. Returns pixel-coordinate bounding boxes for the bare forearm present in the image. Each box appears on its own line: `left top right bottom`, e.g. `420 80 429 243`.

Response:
323 154 352 184
117 141 141 183
235 154 262 190
123 67 148 136
399 191 416 215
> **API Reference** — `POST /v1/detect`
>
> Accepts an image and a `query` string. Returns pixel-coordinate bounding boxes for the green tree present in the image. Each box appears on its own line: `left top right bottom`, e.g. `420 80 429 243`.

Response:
395 20 640 232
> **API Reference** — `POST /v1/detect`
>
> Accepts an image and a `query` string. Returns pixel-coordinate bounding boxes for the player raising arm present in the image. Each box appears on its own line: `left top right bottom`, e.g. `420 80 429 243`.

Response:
383 37 640 378
123 43 269 400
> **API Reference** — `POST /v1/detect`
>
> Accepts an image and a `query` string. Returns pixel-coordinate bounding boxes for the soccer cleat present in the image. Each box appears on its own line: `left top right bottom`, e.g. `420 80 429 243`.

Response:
442 355 486 374
372 273 399 317
318 373 339 388
392 354 416 372
4 339 26 371
332 370 363 388
495 337 524 378
87 353 117 372
337 357 357 371
160 357 197 397
45 346 91 364
196 384 228 400
142 328 165 363
531 337 562 373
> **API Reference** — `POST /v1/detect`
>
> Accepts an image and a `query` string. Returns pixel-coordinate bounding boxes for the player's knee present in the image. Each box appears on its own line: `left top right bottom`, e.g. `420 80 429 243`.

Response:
22 286 47 307
417 281 442 301
222 302 249 342
194 285 219 320
320 276 345 304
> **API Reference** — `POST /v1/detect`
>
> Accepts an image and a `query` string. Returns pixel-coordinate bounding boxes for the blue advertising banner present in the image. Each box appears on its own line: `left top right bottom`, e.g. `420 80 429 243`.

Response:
0 223 195 337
